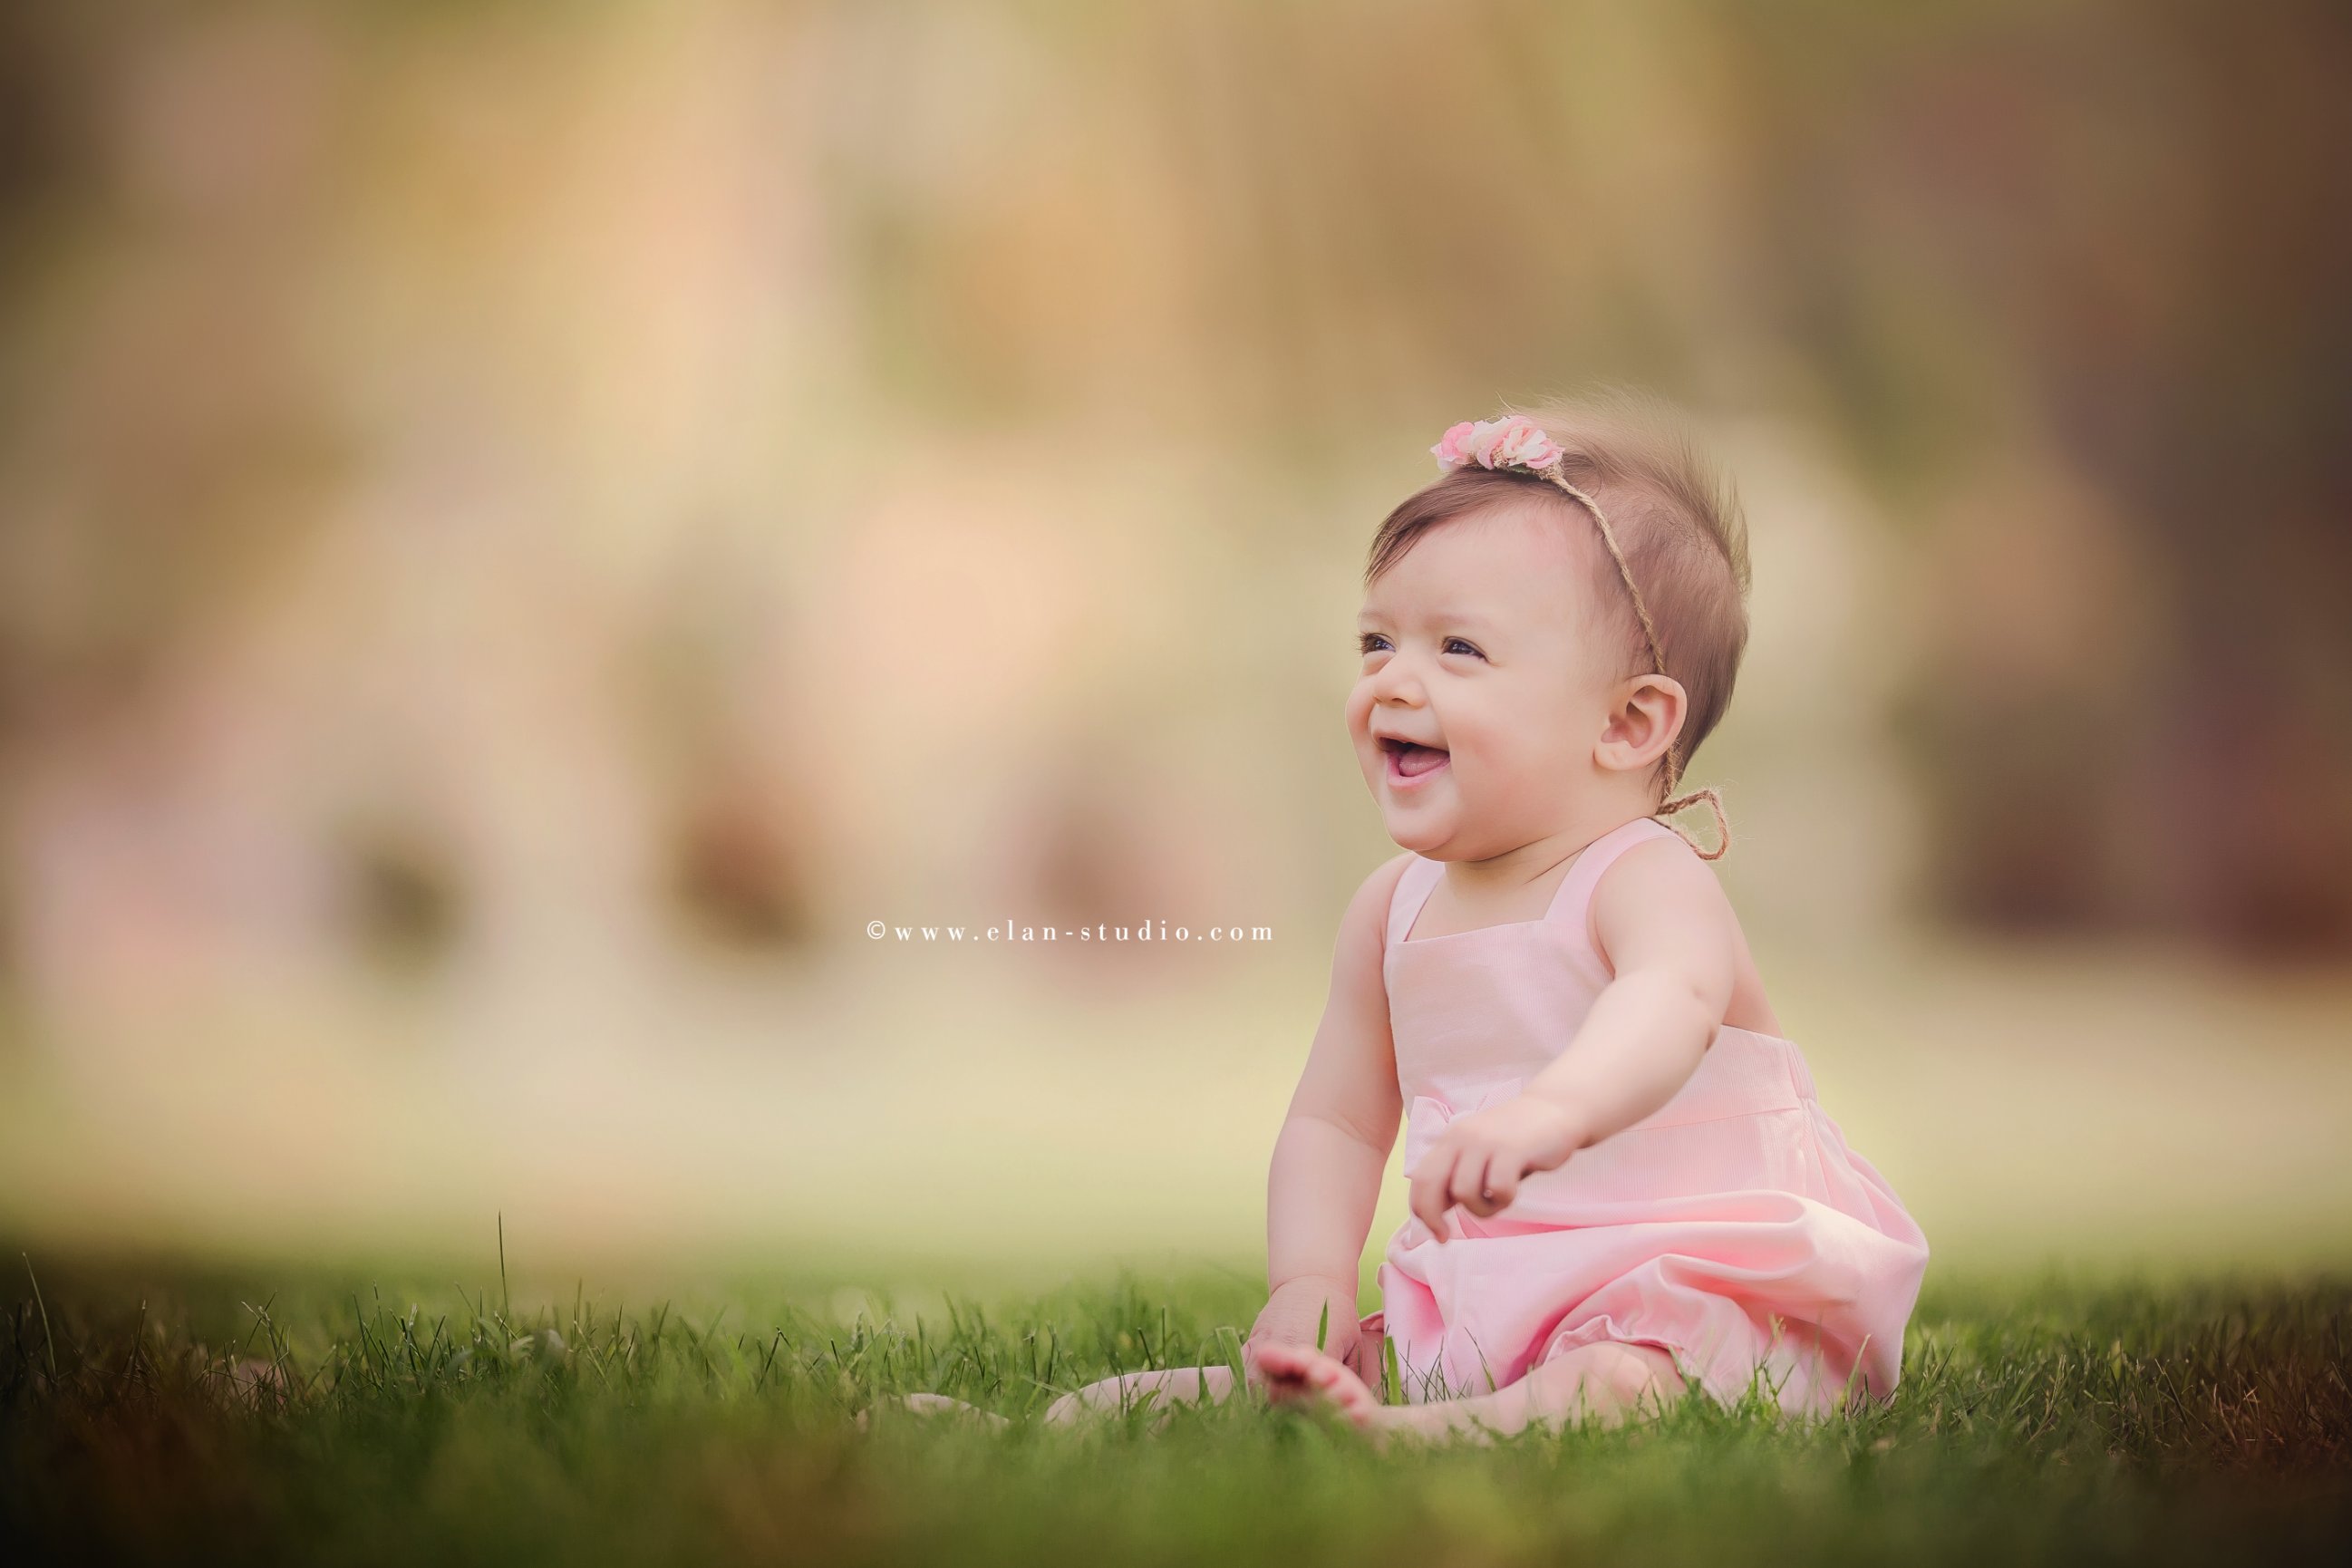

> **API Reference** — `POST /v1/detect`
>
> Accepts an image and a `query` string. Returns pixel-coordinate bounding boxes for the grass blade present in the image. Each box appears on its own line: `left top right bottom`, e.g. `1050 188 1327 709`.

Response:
21 1253 57 1383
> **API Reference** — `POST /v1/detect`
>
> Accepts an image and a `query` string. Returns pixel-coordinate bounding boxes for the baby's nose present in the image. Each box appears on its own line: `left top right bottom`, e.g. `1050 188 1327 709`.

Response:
1373 661 1427 703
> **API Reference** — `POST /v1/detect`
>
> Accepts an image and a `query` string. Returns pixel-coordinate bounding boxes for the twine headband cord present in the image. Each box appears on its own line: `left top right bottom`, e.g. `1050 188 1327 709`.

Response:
1534 468 1731 862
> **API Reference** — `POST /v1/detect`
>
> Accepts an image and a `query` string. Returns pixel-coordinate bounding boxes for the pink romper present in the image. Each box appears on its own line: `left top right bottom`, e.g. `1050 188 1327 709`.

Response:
1364 817 1930 1414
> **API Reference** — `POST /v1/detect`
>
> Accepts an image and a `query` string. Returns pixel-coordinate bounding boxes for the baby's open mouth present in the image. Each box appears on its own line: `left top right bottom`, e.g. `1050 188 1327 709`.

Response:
1379 736 1451 783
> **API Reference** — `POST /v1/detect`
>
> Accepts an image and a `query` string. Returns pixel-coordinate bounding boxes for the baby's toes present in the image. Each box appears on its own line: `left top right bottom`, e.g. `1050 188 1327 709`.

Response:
1251 1343 1316 1394
1254 1345 1380 1428
1312 1364 1380 1424
1306 1357 1351 1391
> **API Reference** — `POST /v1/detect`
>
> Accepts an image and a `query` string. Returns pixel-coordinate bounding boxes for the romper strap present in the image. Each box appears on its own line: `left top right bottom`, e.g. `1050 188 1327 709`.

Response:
1544 818 1684 978
1383 854 1445 949
1545 818 1680 927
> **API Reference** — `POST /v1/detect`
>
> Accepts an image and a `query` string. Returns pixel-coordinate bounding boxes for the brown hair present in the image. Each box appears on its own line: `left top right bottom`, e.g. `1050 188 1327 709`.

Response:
1366 392 1752 799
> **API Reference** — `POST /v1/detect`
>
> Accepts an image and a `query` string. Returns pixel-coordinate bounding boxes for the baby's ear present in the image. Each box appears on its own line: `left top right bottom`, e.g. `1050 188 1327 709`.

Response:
1594 674 1688 778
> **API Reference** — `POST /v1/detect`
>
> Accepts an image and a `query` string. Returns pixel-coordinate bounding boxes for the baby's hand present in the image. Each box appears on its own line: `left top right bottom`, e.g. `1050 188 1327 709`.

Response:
1244 1275 1362 1389
1407 1095 1585 1238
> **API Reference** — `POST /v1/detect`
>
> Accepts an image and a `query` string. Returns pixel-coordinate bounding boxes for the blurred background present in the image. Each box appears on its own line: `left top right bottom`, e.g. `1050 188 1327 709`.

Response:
0 0 2347 1288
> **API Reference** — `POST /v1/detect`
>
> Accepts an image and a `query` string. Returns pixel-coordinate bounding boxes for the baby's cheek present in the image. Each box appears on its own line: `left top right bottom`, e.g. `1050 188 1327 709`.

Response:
1454 732 1537 800
1478 701 1561 767
1447 721 1504 772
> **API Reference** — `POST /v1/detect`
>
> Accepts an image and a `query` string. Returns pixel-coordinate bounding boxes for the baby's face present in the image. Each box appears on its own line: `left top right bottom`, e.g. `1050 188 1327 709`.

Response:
1347 502 1627 858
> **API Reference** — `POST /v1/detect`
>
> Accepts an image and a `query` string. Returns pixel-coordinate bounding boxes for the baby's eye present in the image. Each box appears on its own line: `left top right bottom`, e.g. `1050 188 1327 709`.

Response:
1357 632 1391 655
1443 637 1486 660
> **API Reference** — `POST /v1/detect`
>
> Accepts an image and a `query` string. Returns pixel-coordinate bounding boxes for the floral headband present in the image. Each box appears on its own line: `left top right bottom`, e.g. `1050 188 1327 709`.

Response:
1431 414 1729 860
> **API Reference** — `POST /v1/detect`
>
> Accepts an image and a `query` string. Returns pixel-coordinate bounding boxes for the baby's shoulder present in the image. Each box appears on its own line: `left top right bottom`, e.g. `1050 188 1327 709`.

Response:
1588 828 1742 951
1592 828 1730 904
1368 847 1422 893
1591 826 1776 1025
1335 851 1422 952
1362 849 1422 912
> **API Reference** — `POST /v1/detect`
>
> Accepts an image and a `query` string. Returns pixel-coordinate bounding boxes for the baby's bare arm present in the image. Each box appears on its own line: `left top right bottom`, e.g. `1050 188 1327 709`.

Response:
1251 855 1409 1370
1519 837 1737 1145
1408 838 1738 1234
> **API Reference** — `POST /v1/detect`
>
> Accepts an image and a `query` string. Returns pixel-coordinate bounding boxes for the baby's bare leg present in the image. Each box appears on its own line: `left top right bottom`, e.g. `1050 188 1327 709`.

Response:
1042 1363 1236 1425
1044 1315 1386 1423
1254 1339 1682 1443
858 1391 1010 1429
891 1321 1384 1428
1388 1341 1684 1440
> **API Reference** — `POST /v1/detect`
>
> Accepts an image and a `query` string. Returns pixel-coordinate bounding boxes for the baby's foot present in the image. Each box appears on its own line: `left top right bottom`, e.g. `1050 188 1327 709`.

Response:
1251 1342 1385 1432
855 1391 1011 1431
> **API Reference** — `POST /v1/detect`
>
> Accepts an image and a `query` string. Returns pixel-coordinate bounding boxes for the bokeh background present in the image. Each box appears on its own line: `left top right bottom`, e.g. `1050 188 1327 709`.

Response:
1 0 2347 1290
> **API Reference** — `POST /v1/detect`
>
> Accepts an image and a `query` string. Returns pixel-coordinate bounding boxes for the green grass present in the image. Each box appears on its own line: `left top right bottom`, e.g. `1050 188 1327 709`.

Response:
5 1252 2349 1566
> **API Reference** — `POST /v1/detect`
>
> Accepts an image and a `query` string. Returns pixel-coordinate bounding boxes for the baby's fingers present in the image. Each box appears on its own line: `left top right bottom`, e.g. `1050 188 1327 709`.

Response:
1448 1146 1499 1215
1479 1156 1524 1214
1408 1149 1459 1239
1467 1147 1524 1222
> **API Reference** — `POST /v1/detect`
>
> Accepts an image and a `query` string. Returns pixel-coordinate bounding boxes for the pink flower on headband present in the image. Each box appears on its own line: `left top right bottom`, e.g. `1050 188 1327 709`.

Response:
1430 414 1562 473
1431 421 1483 467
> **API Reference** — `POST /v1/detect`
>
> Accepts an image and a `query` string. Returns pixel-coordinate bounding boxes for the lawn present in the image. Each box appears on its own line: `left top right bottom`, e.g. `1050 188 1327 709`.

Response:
5 1251 2348 1565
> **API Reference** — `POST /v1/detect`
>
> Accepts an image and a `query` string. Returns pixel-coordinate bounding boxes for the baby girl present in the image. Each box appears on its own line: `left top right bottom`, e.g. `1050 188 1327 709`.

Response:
914 395 1928 1439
